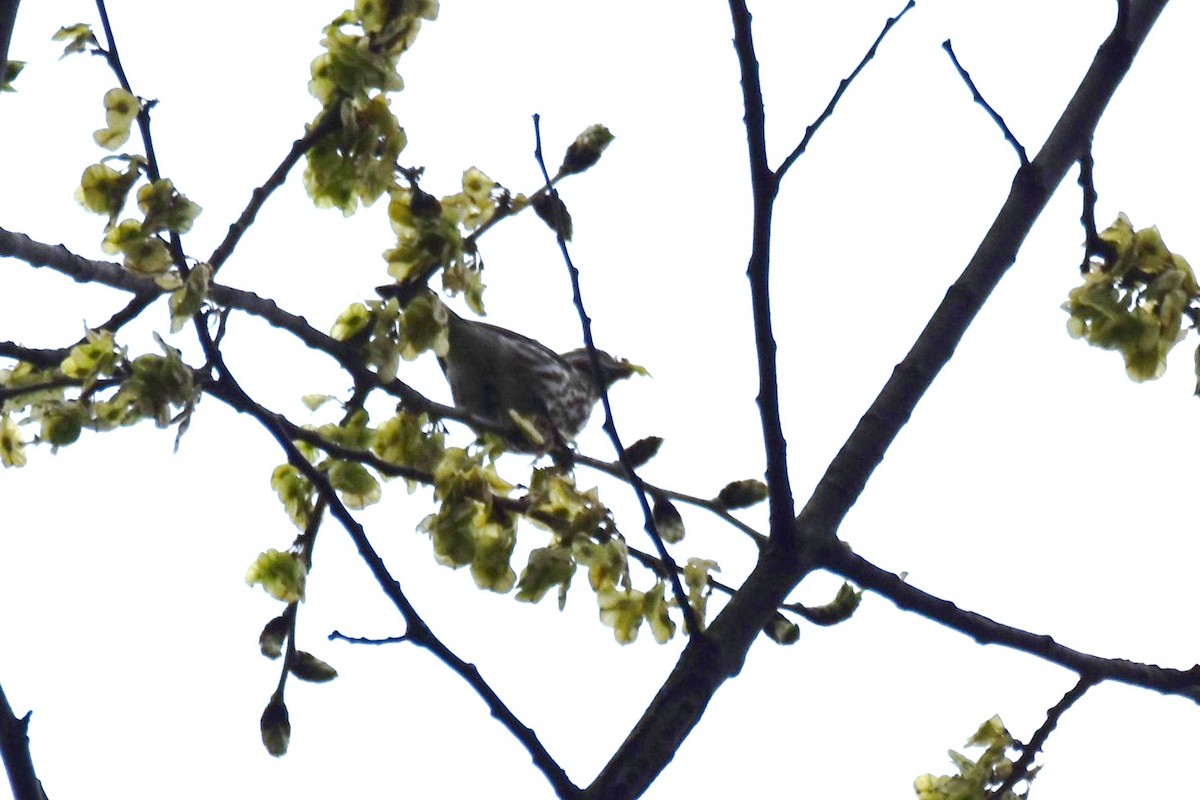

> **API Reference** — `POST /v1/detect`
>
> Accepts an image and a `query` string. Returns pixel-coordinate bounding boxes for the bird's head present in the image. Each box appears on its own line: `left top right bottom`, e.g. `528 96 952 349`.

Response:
559 348 647 391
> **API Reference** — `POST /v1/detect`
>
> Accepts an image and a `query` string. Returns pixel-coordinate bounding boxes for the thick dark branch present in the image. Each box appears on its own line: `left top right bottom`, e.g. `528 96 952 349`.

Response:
0 680 47 800
585 4 1170 797
0 342 60 369
777 0 915 179
727 0 796 552
0 1 20 89
799 0 1162 553
0 227 346 359
0 228 153 295
583 6 801 798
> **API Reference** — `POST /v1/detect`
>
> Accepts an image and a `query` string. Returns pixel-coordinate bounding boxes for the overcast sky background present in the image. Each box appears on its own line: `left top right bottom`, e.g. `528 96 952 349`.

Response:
3 2 1199 798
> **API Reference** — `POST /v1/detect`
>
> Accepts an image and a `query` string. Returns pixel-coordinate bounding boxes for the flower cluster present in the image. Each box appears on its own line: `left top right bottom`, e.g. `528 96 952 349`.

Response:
913 716 1025 800
1064 214 1197 382
303 0 439 214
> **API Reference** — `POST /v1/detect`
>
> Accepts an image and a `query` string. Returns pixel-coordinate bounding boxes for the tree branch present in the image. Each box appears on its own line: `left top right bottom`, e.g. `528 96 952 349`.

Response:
584 3 1170 797
576 454 767 547
942 39 1029 166
826 547 1200 697
0 680 47 800
727 0 796 552
202 365 580 799
0 0 20 90
776 0 915 179
207 111 340 275
990 675 1096 800
530 115 701 637
797 0 1162 554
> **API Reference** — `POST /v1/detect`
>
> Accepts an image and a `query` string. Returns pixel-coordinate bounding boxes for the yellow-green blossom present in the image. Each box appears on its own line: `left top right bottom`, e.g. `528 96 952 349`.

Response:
246 549 308 603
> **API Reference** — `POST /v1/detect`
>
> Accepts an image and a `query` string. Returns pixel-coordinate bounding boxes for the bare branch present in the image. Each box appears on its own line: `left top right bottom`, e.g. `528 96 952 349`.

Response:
943 39 1029 166
207 111 340 275
727 0 797 551
827 547 1200 699
777 0 916 179
0 680 47 800
990 675 1097 800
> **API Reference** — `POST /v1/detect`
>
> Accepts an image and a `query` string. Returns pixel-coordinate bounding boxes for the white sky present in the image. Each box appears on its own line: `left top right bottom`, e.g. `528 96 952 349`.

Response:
3 1 1199 798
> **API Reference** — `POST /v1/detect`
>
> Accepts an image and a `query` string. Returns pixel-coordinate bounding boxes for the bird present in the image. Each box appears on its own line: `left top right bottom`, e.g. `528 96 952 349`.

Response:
438 303 639 447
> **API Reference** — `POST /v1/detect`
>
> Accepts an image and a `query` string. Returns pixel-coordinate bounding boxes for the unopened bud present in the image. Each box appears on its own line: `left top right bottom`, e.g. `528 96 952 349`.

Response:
559 124 614 176
259 614 289 659
532 193 572 240
652 496 685 544
763 612 800 645
715 479 768 509
260 697 290 757
289 651 339 683
624 436 663 468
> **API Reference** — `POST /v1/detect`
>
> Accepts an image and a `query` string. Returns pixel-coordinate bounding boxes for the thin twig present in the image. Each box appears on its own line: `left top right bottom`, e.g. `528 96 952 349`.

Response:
208 111 340 275
989 675 1096 800
95 1 160 181
777 0 916 179
576 454 767 546
0 376 122 404
531 114 701 639
1077 146 1102 273
376 173 567 305
201 355 579 798
329 631 407 645
268 408 435 485
95 0 190 298
942 39 1029 166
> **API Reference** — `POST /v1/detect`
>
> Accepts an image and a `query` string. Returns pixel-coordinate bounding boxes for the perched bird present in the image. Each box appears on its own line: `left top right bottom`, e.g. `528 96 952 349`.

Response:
438 304 639 445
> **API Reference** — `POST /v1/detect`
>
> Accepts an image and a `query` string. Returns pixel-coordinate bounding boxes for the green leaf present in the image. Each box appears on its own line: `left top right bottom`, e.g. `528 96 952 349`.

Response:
245 549 308 603
515 546 575 604
0 414 27 468
52 24 98 58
